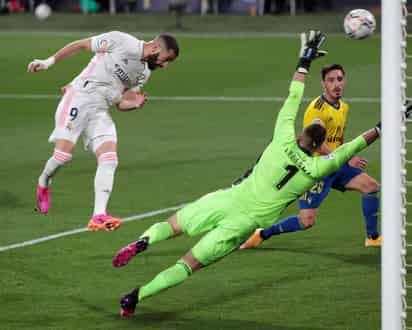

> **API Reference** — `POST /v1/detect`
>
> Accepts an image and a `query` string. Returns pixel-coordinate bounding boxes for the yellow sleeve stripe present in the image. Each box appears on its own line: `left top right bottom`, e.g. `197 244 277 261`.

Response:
314 98 325 110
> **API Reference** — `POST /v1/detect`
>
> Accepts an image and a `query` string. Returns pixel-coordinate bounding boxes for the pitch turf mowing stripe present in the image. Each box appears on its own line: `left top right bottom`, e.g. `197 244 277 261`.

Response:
0 204 185 253
0 94 380 103
0 31 349 38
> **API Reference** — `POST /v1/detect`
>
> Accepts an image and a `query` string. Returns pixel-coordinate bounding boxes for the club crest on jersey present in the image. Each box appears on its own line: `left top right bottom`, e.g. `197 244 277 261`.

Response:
122 58 128 65
98 39 109 50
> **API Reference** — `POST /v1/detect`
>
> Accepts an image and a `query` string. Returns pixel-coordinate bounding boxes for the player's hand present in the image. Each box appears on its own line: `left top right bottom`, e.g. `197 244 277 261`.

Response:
134 92 148 108
117 91 148 111
297 30 327 74
348 156 368 170
27 58 55 73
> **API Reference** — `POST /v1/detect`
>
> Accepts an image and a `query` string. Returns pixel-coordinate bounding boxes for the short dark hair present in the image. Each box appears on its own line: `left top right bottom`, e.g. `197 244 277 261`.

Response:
158 34 179 58
321 64 345 80
303 123 326 150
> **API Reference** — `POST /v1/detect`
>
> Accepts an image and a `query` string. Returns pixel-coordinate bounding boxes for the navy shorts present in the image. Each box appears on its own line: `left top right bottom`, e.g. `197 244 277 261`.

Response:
298 162 363 209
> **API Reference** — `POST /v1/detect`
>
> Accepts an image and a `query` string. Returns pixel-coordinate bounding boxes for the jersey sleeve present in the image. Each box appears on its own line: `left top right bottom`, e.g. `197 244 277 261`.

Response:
273 80 305 143
90 31 123 53
303 100 327 128
312 135 368 179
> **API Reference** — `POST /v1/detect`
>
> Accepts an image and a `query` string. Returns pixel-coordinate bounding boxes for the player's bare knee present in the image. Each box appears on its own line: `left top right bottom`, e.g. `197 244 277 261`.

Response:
360 177 379 194
366 178 379 193
55 139 75 154
181 251 203 273
94 139 117 158
300 213 317 228
167 214 182 235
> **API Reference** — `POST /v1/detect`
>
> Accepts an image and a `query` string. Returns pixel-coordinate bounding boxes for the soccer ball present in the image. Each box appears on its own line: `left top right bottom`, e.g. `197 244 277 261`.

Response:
34 4 52 21
344 9 376 39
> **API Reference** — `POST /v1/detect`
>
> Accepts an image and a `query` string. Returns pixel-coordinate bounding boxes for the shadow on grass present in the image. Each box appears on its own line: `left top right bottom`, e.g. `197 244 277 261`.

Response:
246 246 380 268
128 310 323 330
0 190 24 209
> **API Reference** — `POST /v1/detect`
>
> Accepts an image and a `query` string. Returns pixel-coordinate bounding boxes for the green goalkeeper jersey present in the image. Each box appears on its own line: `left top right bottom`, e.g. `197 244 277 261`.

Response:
231 81 368 228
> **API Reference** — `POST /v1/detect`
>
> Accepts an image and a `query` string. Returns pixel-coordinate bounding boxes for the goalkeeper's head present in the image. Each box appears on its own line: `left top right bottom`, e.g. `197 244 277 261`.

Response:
299 122 326 154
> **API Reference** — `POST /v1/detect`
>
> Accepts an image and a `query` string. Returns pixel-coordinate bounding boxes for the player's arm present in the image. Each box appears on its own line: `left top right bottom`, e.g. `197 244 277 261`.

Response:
273 31 327 141
315 127 379 178
321 103 412 176
343 108 369 170
27 38 92 73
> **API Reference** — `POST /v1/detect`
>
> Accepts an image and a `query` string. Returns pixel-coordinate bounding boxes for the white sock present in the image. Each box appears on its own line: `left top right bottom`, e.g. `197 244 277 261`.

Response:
93 152 118 216
38 149 72 187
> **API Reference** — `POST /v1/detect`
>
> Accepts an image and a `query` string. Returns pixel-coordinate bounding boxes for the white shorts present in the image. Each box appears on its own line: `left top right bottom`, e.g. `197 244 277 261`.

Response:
48 86 117 153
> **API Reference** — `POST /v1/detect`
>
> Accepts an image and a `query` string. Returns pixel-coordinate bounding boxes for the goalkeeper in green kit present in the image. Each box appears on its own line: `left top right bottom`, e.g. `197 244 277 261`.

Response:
112 30 381 317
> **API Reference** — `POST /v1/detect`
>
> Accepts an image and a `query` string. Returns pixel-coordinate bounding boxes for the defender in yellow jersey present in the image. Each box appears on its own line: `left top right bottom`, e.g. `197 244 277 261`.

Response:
304 94 349 151
241 64 381 249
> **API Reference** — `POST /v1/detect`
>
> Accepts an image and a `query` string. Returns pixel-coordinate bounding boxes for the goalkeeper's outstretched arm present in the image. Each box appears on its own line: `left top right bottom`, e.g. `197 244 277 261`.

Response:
315 124 380 179
273 30 327 141
321 95 412 177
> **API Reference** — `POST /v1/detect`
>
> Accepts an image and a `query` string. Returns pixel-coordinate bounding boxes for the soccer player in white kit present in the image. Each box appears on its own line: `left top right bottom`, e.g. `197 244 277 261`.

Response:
27 31 179 231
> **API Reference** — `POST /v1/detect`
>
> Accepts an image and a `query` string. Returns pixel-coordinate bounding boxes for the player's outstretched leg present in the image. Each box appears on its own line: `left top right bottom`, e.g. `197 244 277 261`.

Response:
240 214 307 249
240 228 264 249
119 256 196 317
36 148 73 214
112 219 177 267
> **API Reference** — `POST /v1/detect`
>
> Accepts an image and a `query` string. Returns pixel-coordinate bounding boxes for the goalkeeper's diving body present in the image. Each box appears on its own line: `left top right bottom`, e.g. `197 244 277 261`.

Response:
112 31 381 317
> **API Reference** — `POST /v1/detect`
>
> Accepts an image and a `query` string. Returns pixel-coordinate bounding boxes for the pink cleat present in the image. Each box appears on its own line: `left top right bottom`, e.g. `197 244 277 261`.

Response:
112 237 149 267
120 288 139 318
87 213 121 232
36 185 50 214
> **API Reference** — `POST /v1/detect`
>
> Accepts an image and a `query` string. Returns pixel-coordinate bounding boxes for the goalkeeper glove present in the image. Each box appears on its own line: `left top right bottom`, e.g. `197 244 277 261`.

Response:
296 30 327 74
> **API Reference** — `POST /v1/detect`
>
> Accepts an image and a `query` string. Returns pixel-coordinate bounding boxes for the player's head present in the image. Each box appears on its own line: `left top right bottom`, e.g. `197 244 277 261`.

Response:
299 122 326 154
321 64 346 101
145 34 179 70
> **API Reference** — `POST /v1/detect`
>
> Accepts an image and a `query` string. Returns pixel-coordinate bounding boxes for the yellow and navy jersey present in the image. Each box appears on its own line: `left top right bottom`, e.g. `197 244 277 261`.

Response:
303 95 349 151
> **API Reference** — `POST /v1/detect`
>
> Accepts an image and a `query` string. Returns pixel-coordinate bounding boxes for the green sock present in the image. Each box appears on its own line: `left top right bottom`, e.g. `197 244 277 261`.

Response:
138 261 192 301
140 222 174 244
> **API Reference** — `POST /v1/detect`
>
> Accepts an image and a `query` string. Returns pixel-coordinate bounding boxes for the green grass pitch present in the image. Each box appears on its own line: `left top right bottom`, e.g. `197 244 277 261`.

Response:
0 30 380 329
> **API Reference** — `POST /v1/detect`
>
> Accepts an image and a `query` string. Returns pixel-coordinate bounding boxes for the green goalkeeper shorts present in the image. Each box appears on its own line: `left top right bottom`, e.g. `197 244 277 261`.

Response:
177 189 257 266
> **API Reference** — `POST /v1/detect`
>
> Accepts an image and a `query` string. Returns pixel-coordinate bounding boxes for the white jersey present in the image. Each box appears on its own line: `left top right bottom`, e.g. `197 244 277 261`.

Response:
70 31 151 105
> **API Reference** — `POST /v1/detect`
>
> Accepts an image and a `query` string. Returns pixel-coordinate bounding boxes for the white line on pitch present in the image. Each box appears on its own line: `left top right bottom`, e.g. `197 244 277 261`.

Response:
0 204 185 253
0 94 380 103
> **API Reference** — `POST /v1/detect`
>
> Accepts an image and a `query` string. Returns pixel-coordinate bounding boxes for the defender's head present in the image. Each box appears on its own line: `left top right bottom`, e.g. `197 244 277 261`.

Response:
144 34 179 70
321 64 346 102
298 121 327 154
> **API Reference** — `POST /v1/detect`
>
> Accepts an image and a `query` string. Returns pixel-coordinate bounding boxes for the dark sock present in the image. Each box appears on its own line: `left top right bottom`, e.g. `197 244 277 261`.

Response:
260 215 305 240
